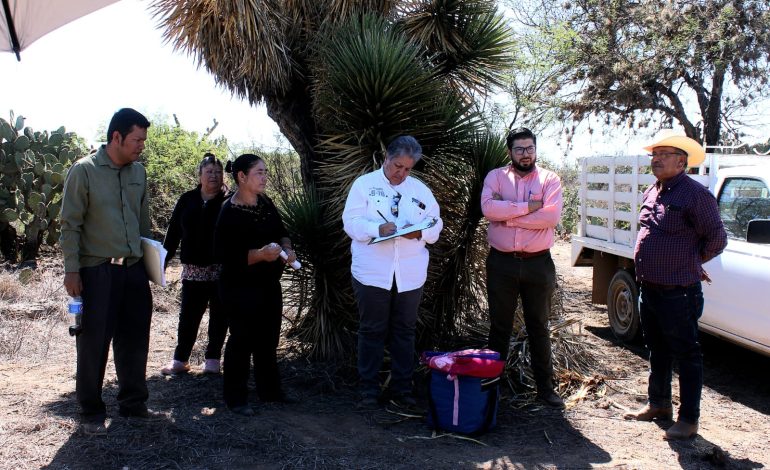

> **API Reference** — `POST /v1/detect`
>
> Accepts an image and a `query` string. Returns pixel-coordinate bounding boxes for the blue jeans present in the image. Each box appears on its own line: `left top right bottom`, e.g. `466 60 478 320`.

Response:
352 277 423 398
639 283 704 424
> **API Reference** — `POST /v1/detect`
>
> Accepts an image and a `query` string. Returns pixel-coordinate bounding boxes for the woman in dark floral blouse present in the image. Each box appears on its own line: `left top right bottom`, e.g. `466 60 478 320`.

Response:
214 153 298 416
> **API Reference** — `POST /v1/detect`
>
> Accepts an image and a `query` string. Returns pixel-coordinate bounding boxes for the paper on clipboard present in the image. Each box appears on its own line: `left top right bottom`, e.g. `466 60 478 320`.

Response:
369 217 438 244
141 237 168 287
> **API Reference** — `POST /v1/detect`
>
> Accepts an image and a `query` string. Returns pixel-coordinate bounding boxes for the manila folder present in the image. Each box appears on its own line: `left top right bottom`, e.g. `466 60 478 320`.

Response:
141 237 167 287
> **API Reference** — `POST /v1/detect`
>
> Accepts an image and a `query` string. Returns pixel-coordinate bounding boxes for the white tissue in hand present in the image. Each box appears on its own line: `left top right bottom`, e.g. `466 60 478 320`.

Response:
278 247 301 269
269 243 300 269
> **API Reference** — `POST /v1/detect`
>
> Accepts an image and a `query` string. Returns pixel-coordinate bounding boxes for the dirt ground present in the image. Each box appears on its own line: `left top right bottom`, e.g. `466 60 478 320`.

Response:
0 240 768 469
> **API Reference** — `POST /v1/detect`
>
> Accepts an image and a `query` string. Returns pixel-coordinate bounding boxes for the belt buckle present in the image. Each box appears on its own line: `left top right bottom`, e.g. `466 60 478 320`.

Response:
110 257 125 265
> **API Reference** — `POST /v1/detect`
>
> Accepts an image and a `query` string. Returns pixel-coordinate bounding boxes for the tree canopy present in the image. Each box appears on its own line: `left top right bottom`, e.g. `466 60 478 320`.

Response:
152 0 515 359
510 0 770 145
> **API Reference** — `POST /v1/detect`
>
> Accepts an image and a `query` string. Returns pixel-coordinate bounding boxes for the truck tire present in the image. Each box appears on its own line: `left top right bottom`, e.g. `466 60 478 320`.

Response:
607 270 640 341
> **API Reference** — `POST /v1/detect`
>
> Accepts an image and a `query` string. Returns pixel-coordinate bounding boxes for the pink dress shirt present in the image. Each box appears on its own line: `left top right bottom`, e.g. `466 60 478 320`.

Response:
481 165 563 253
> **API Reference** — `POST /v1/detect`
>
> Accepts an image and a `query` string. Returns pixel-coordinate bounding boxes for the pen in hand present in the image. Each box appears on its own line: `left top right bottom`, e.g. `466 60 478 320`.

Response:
376 210 397 237
376 210 389 223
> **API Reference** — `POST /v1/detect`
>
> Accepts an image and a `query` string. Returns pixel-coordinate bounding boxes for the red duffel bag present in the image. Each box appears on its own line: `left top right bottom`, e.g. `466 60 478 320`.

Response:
421 349 505 378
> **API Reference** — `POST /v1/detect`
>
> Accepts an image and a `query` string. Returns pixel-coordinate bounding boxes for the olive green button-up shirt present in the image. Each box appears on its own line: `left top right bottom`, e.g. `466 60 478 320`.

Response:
60 146 151 272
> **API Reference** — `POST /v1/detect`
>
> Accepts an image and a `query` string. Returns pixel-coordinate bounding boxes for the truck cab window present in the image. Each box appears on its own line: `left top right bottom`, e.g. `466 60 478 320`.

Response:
717 177 770 241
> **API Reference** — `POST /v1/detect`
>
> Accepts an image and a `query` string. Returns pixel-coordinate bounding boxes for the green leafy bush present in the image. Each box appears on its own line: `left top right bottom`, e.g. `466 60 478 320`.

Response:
141 120 229 238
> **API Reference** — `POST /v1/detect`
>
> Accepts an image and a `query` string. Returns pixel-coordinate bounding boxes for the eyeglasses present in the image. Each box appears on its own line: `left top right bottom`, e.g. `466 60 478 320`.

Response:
648 152 686 159
391 192 401 217
513 145 536 155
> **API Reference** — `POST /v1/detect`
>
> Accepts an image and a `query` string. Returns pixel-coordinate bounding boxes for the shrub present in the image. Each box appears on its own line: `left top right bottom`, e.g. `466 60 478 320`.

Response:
0 111 87 263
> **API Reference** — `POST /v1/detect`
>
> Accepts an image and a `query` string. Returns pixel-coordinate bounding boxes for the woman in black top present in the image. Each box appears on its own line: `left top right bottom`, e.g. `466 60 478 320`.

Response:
161 154 228 375
214 153 298 416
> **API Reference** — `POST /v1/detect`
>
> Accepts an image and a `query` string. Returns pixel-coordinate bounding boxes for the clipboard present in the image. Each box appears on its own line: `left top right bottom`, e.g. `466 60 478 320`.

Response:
369 217 438 244
141 237 168 286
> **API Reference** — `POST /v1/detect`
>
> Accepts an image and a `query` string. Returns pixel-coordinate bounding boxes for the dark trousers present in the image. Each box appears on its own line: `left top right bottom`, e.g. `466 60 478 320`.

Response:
486 249 556 393
76 261 153 423
352 277 423 397
639 282 704 424
221 280 283 407
173 280 228 362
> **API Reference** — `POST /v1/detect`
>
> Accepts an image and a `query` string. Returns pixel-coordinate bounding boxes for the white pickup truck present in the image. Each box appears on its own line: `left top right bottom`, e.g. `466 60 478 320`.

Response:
571 153 770 356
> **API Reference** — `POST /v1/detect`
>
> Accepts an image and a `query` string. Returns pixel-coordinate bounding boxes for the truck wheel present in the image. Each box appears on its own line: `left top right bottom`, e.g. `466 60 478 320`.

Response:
607 270 640 341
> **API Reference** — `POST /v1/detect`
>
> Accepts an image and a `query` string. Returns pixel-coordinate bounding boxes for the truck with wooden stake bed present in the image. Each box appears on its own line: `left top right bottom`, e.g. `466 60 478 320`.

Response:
571 151 770 356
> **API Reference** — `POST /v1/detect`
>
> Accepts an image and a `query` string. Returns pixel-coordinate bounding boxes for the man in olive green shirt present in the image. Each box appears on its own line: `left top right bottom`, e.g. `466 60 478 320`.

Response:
60 108 159 435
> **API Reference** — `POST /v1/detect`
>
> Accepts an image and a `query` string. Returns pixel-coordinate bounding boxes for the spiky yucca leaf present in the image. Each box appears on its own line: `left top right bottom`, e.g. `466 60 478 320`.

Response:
151 0 295 102
314 14 468 165
275 177 357 360
312 13 484 192
398 0 514 95
151 1 402 106
417 133 509 348
305 12 513 357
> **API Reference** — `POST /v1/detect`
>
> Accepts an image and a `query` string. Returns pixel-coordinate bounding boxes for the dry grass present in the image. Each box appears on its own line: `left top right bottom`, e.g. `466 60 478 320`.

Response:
2 243 769 469
0 271 23 302
0 262 67 359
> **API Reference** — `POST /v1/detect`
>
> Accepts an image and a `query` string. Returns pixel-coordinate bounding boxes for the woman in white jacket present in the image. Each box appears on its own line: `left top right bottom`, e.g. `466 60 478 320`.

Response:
342 135 443 411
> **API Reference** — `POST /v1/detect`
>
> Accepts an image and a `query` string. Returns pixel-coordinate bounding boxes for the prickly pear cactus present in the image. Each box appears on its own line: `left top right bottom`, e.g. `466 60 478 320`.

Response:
0 110 87 262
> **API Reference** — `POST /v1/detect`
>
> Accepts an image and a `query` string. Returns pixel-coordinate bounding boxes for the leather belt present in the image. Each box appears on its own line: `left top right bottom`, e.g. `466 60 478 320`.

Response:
494 248 550 259
641 281 698 291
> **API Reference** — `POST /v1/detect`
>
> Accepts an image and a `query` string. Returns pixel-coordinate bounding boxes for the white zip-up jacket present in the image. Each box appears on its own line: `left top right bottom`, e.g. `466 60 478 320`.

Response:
342 168 443 292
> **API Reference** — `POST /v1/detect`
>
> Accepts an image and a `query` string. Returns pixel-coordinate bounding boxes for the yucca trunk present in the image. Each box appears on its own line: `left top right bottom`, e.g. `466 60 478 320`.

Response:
265 92 319 187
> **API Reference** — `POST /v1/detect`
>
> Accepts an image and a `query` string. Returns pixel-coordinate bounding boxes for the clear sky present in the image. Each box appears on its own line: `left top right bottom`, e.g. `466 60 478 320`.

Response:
0 0 283 150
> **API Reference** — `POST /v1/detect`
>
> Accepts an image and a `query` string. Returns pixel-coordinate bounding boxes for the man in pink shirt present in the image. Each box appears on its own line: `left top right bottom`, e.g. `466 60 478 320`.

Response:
481 127 564 409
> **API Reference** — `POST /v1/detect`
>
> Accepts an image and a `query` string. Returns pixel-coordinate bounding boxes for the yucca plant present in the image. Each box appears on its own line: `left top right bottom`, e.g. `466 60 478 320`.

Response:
152 0 515 359
275 178 356 359
418 133 510 348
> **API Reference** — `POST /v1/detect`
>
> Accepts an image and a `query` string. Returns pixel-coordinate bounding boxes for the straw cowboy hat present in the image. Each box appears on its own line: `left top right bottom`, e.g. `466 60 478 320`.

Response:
643 129 706 167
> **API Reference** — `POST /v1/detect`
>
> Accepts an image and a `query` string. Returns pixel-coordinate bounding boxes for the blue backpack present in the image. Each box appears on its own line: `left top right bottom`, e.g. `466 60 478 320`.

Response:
423 350 504 436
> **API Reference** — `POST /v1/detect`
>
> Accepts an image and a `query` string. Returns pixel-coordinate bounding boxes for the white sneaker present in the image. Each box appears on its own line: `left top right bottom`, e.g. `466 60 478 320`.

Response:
202 359 221 374
161 360 190 375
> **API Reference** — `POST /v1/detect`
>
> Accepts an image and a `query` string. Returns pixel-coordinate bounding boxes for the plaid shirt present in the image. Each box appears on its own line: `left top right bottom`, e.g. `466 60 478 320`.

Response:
634 171 727 286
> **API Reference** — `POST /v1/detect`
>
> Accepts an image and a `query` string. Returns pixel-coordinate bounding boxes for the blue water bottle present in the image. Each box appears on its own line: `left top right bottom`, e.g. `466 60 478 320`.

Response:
68 296 83 337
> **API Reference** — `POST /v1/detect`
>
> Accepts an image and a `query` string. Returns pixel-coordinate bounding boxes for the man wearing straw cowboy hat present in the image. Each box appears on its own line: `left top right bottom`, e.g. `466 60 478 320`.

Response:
624 129 726 440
